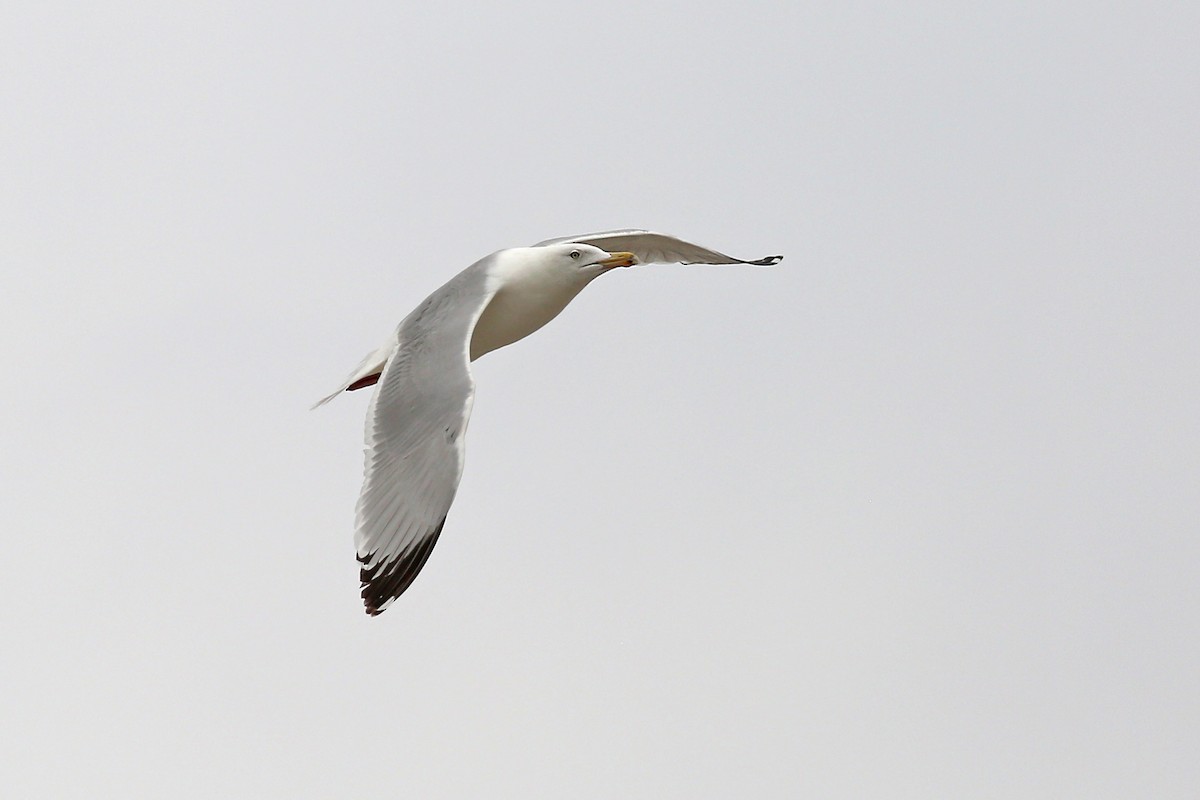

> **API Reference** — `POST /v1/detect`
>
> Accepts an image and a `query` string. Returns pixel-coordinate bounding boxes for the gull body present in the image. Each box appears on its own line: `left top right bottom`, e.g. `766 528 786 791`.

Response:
317 230 781 615
471 246 604 360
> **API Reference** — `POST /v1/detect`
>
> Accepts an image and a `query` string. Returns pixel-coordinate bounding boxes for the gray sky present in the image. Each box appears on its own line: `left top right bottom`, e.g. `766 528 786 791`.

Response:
3 1 1198 797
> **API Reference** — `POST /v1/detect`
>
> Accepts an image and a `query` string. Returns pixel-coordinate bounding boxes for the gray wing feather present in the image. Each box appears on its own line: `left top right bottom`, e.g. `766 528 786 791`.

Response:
533 229 782 266
355 261 499 615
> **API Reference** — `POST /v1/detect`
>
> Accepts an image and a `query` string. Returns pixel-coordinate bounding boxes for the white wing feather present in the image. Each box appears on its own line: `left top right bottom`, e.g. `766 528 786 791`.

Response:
534 229 782 266
354 260 499 615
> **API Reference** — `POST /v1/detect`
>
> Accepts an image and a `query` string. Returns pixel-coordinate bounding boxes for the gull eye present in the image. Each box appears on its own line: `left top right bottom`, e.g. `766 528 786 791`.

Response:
569 250 581 260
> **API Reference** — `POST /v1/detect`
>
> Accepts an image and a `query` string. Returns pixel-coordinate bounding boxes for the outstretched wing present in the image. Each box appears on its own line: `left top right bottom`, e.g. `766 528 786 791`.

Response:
534 229 782 266
355 261 499 615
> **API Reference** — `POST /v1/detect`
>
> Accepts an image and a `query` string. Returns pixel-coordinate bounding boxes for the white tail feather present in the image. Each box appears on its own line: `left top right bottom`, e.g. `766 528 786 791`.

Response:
311 336 397 410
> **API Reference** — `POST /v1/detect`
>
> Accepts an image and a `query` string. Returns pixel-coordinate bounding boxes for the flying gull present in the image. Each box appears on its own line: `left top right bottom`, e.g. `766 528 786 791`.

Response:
316 230 782 615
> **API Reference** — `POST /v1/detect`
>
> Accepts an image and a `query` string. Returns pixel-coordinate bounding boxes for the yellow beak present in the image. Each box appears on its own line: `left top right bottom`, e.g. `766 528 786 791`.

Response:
598 251 637 269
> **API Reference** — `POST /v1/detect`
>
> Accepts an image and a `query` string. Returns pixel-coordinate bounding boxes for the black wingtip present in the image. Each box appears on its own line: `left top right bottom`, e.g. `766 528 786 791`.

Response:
746 254 784 266
358 518 448 616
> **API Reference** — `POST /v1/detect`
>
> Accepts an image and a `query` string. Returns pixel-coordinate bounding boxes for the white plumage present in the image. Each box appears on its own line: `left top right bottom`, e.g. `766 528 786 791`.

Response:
317 230 781 615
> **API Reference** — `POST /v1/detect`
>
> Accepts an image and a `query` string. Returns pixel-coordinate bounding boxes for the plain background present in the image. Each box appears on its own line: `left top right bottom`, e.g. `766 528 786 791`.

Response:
2 2 1197 797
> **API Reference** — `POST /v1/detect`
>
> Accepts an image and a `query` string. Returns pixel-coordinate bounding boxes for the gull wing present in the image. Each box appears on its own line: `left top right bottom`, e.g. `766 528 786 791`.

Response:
534 229 782 266
355 260 499 615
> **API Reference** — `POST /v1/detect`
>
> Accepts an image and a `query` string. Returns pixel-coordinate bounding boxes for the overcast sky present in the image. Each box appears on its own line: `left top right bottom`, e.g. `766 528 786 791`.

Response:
3 1 1198 797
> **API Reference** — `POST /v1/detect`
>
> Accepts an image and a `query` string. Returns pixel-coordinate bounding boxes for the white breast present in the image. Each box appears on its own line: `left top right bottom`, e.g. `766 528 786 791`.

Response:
469 249 590 360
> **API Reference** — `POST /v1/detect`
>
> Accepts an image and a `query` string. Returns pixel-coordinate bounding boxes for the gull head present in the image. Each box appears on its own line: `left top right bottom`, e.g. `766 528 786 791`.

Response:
540 242 637 279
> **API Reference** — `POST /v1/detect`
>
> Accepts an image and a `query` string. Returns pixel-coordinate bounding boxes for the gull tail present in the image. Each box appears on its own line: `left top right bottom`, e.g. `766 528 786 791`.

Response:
311 338 396 410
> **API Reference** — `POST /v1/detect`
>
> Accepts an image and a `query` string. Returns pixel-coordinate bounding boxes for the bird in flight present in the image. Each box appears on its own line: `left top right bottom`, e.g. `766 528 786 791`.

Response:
316 230 781 615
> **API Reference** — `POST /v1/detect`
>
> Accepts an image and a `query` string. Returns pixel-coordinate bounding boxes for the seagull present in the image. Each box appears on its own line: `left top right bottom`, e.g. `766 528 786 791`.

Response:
316 230 781 615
